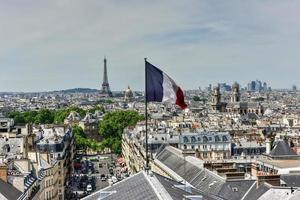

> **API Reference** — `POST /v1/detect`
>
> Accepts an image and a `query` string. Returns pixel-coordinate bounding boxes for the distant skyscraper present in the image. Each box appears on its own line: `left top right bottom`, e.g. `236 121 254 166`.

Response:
100 57 112 97
218 83 231 92
292 85 297 91
263 82 268 91
250 81 256 91
255 80 262 91
247 80 269 92
207 84 212 92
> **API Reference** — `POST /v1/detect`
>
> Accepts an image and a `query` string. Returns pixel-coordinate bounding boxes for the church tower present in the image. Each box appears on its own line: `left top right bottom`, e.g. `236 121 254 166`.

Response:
100 57 112 97
231 82 240 103
211 86 221 110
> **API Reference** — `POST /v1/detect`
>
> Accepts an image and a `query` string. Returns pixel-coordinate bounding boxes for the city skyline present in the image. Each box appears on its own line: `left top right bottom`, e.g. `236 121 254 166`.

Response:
1 0 300 92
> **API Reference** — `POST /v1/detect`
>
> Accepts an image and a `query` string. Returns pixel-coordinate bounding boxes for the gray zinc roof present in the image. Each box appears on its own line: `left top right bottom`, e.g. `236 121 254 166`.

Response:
82 172 159 200
218 180 255 200
155 146 225 196
0 179 22 200
242 182 270 200
270 140 296 156
82 170 209 200
281 174 300 187
155 146 259 200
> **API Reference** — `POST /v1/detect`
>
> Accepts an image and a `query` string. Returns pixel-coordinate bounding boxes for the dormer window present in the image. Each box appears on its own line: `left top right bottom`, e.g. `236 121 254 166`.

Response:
191 136 196 143
183 136 189 143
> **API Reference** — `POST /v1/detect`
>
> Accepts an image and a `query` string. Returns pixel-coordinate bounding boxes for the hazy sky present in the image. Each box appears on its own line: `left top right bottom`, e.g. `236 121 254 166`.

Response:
0 0 299 92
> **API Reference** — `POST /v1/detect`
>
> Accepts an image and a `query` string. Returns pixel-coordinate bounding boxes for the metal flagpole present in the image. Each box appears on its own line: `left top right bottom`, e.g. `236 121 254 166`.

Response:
145 58 149 171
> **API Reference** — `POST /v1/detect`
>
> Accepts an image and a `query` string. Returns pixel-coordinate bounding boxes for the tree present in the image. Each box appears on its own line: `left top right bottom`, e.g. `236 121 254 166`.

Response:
88 105 105 114
34 109 55 124
99 110 144 155
193 96 201 101
8 106 90 125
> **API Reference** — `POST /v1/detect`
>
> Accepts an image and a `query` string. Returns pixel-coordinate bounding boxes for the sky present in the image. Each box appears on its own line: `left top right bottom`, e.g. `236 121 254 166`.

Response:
0 0 299 92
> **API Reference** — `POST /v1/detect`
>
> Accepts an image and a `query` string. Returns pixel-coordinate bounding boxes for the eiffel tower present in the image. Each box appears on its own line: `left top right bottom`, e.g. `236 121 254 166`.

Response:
100 57 112 97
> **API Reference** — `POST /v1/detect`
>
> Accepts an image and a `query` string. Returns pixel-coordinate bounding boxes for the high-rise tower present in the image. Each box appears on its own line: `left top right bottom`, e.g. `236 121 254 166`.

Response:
100 57 112 97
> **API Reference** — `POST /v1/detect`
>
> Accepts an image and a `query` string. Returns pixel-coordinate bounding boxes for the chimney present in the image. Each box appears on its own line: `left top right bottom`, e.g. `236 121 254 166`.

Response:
0 164 8 182
266 138 271 154
257 174 280 188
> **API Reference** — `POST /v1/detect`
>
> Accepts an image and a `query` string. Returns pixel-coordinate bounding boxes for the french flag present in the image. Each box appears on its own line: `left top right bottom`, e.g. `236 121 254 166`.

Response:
146 61 187 109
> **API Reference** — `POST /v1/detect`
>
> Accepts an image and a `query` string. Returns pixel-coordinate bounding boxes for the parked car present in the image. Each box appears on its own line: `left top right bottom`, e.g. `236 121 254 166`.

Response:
86 184 92 192
101 174 106 181
111 176 118 184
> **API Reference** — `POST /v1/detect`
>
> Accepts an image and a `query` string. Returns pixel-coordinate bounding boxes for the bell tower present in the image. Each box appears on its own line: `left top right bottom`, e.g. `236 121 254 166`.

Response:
231 82 240 103
211 86 221 110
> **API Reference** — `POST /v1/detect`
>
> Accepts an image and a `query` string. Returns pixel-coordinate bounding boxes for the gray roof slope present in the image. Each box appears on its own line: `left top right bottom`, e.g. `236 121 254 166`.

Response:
155 146 274 200
217 180 255 200
156 146 225 195
281 174 300 187
270 140 296 156
154 172 219 200
83 172 159 200
0 179 22 200
83 170 219 200
243 183 270 200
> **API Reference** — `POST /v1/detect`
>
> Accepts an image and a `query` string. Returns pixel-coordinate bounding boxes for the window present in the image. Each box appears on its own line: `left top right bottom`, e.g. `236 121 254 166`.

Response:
183 136 189 143
191 136 196 143
203 136 208 143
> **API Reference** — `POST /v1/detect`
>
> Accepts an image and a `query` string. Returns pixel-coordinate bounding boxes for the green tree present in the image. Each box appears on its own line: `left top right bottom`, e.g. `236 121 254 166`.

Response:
88 105 105 114
99 110 143 155
193 96 201 101
34 109 55 124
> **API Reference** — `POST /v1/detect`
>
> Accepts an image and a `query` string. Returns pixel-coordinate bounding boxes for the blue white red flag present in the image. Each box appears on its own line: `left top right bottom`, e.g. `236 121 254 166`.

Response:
146 61 187 109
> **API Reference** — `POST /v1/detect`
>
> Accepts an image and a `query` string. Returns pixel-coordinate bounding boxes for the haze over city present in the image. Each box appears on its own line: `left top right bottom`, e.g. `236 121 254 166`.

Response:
0 0 300 92
2 1 300 200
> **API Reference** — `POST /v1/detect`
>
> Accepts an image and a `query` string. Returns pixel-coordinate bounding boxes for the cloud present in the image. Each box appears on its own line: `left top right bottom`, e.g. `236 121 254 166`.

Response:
0 0 299 92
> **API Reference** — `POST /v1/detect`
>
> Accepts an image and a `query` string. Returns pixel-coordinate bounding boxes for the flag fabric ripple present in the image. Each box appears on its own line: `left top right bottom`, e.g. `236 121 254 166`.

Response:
146 61 187 109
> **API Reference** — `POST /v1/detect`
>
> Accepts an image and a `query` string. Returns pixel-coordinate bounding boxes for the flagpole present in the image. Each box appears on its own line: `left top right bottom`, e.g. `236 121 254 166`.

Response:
145 57 149 171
